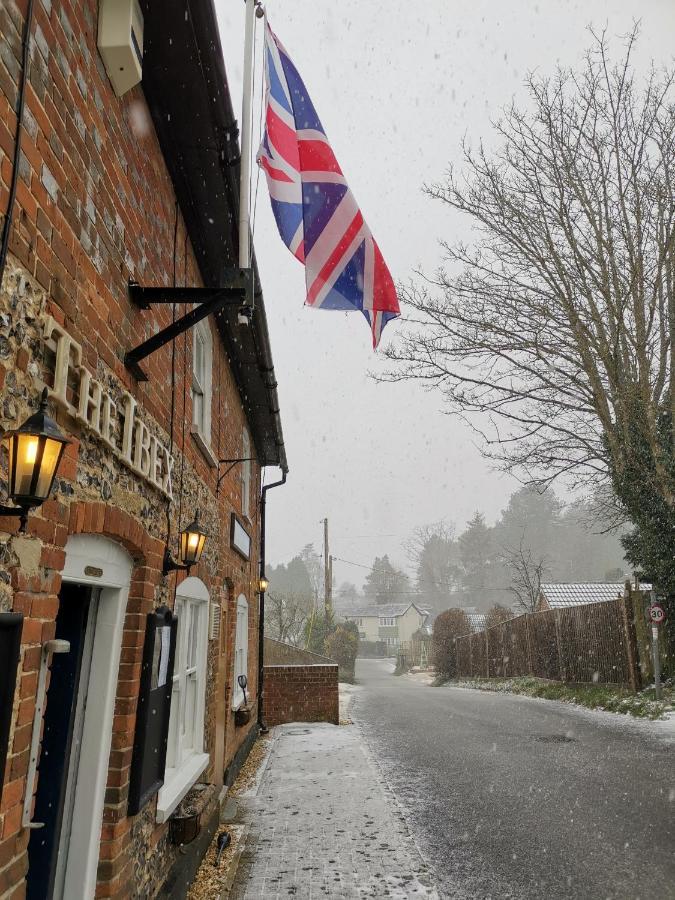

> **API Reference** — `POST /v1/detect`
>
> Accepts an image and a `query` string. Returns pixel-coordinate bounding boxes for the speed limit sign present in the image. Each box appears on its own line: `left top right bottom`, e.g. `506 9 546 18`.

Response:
648 603 666 625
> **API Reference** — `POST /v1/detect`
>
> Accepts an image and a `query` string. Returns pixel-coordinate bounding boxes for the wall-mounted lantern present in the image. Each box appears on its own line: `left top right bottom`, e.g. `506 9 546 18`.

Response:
163 511 208 575
258 576 269 594
1 389 70 531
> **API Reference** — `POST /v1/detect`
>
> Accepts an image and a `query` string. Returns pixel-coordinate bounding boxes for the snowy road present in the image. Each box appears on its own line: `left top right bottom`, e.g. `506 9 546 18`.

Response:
352 658 675 900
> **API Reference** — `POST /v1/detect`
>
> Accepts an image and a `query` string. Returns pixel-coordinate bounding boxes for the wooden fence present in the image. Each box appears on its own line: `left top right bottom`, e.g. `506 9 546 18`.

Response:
455 596 640 690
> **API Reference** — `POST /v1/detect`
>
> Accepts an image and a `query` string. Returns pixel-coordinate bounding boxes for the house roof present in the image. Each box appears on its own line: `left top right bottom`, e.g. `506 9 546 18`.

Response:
344 603 426 620
467 613 487 632
539 583 650 609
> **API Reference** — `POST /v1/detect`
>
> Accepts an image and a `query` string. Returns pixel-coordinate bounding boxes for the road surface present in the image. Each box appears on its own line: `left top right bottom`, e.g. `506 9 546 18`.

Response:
352 658 675 900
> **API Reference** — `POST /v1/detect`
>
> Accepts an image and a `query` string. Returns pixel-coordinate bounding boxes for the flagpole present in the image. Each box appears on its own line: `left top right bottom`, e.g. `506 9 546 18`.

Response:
239 0 257 270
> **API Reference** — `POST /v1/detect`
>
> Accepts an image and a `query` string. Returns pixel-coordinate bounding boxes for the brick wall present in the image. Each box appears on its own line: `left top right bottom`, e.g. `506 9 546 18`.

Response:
264 665 339 727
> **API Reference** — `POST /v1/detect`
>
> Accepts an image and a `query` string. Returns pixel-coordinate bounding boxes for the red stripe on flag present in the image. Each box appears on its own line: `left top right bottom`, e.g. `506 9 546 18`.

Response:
306 211 363 306
298 140 343 175
259 155 294 183
266 107 300 171
372 241 400 313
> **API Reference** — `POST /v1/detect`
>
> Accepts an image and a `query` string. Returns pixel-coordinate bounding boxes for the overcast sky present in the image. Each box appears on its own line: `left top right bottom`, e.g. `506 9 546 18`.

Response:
215 0 674 587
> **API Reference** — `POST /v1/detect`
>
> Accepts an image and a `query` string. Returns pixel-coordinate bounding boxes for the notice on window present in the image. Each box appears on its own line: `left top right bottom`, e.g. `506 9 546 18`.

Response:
151 625 172 689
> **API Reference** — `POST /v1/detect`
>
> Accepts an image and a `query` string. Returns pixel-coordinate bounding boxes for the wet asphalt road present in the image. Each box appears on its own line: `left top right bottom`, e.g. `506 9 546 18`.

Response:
351 659 675 900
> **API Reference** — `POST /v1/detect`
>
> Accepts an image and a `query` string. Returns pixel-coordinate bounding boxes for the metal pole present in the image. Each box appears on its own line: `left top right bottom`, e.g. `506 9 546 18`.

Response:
239 0 256 269
652 624 662 701
323 518 331 613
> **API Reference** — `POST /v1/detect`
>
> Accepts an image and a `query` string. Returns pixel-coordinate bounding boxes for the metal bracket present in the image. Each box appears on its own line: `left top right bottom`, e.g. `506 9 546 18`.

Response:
124 268 254 381
0 503 30 532
215 457 256 496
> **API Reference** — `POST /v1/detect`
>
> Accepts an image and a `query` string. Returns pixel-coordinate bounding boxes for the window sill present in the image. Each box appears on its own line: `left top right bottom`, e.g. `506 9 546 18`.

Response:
156 752 209 824
190 428 218 468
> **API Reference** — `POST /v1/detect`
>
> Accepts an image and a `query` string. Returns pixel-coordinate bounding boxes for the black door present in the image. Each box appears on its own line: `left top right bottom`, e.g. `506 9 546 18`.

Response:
26 583 95 900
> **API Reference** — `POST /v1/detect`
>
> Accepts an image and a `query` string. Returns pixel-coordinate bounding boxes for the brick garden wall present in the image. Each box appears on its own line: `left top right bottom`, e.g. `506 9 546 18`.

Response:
264 665 339 727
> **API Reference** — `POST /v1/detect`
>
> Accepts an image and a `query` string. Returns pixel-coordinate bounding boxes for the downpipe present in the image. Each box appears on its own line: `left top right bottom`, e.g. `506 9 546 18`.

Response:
257 469 287 732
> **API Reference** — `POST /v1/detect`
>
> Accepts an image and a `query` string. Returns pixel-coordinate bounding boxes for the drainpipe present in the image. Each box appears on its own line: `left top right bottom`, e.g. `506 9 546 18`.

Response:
257 468 287 732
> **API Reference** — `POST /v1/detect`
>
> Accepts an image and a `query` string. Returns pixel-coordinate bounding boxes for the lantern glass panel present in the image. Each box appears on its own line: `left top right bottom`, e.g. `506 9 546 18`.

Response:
34 436 64 499
8 434 39 498
9 434 64 501
179 528 206 567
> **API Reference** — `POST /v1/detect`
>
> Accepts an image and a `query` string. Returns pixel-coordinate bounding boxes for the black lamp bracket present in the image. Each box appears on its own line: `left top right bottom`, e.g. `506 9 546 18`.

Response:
162 546 192 577
0 504 30 532
125 268 254 382
216 457 257 496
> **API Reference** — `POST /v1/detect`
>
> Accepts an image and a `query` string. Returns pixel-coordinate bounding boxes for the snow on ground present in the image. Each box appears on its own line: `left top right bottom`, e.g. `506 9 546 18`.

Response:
444 683 675 746
338 680 362 722
404 668 435 686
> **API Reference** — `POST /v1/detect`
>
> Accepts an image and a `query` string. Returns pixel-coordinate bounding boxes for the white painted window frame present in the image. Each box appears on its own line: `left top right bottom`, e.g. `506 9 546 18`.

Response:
157 577 209 823
191 318 217 467
232 594 249 710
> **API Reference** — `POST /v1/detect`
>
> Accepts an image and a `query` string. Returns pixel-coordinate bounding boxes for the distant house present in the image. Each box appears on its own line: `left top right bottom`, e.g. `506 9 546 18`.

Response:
536 582 650 611
343 603 428 649
466 613 487 632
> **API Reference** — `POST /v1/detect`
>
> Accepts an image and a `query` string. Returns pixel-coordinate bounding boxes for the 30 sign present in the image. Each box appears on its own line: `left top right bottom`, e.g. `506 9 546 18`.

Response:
648 603 666 625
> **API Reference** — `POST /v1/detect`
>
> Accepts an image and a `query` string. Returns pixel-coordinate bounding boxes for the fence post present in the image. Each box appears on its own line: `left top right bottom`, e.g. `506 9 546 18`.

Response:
485 629 490 678
619 594 640 693
525 614 534 674
468 633 473 677
554 609 566 682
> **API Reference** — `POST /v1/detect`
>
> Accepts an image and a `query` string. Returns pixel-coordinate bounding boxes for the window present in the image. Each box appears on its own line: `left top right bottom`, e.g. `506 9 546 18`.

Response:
241 429 251 518
157 578 209 823
379 616 395 627
232 594 249 710
191 319 215 463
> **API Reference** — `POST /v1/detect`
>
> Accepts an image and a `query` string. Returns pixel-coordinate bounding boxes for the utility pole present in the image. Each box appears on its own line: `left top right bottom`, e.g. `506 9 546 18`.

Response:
323 517 332 613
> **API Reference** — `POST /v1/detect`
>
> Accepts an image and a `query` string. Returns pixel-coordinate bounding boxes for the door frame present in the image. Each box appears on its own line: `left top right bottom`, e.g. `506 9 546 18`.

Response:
58 534 132 900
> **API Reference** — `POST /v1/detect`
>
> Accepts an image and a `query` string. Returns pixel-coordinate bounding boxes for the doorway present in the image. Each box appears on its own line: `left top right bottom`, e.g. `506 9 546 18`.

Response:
27 583 100 899
25 535 132 900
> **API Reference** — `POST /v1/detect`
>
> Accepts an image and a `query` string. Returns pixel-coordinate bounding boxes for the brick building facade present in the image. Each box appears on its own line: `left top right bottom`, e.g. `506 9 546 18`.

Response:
0 1 286 897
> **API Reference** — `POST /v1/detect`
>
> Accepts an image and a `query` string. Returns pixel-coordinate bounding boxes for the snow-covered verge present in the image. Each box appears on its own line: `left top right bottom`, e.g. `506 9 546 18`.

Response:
338 680 362 723
403 667 436 686
447 675 675 721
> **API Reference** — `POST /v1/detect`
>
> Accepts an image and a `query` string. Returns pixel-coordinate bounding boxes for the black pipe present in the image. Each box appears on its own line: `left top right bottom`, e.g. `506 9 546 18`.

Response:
257 468 287 732
0 0 36 285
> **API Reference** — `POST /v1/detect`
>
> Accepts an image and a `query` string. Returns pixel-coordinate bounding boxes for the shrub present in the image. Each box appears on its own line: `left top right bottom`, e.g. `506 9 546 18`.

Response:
304 608 335 655
325 623 359 682
432 608 470 679
485 604 514 631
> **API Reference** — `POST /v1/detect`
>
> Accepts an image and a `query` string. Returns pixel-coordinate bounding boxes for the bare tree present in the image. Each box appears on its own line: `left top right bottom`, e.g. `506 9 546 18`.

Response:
503 540 548 614
404 521 459 612
381 29 675 595
265 591 312 646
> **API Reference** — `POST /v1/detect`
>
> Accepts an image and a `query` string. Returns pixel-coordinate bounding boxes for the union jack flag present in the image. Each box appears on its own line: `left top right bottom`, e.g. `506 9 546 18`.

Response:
257 22 400 347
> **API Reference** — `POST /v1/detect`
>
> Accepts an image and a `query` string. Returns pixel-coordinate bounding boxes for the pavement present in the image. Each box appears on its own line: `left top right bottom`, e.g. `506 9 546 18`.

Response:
227 723 438 899
353 658 675 900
